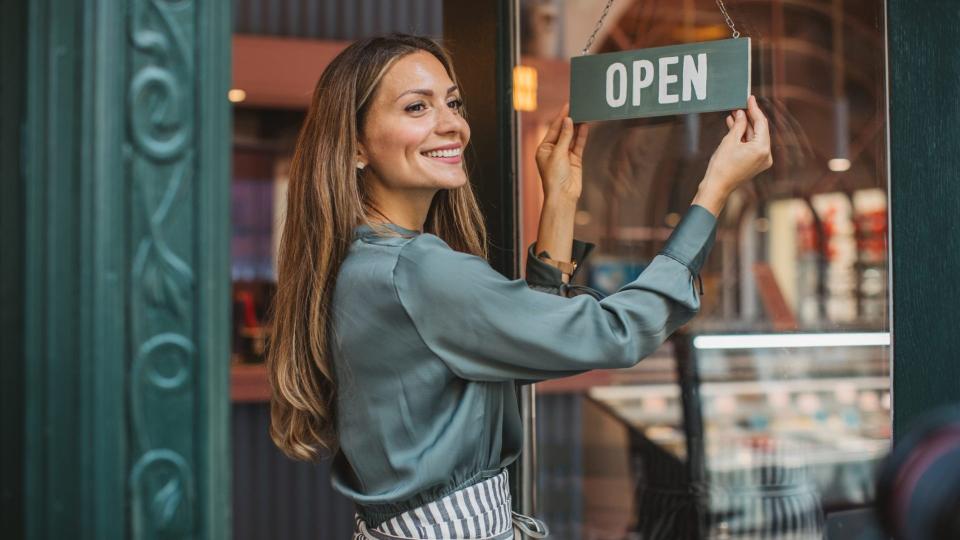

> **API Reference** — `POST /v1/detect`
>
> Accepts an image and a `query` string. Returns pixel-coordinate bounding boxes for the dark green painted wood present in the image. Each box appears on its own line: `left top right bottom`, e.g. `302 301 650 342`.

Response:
197 0 234 537
443 0 520 279
22 2 88 536
0 0 27 536
82 3 128 536
16 0 232 538
570 38 751 122
887 1 960 440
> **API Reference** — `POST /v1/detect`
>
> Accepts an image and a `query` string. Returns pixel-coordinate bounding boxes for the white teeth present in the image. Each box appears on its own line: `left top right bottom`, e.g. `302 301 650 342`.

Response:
423 148 461 158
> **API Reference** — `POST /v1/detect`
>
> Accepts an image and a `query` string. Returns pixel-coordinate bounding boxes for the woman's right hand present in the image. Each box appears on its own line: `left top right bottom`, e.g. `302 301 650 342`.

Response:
536 103 588 205
693 95 773 216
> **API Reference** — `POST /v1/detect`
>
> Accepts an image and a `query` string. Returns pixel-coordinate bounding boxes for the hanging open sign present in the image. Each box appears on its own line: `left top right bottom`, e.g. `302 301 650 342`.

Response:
570 38 751 123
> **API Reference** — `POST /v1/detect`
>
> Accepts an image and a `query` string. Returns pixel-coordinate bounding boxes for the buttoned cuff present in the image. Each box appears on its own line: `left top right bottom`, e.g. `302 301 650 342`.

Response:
660 204 718 275
525 239 595 290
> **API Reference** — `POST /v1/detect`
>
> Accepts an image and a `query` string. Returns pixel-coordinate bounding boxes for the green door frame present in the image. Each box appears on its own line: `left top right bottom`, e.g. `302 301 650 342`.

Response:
3 1 232 538
886 0 960 440
443 0 521 278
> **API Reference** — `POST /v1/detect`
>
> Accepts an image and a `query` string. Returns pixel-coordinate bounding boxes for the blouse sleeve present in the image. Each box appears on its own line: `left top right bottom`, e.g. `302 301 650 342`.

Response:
524 239 596 296
393 205 718 382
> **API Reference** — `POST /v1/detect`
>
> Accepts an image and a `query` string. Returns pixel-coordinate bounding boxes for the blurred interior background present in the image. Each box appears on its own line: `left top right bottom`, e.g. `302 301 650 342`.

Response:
227 1 889 539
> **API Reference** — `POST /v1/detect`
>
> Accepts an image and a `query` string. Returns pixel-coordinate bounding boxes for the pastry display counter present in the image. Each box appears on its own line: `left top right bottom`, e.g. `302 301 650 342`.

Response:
581 332 890 538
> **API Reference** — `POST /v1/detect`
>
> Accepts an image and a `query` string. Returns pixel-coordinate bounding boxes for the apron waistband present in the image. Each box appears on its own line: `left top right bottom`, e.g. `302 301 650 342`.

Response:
359 512 548 540
354 469 549 539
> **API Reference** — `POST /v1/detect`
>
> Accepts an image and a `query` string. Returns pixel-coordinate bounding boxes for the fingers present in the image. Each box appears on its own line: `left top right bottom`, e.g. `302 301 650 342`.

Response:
556 116 575 154
746 95 770 144
726 110 753 141
726 111 753 142
572 122 589 158
724 96 767 142
541 110 565 146
727 109 748 141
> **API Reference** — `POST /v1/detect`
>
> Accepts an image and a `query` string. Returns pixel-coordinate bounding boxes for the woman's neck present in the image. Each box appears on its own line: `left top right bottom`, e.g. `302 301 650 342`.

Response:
366 184 437 232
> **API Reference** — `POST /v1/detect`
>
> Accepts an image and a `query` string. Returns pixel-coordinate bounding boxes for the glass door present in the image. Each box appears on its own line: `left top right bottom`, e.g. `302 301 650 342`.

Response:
517 1 890 538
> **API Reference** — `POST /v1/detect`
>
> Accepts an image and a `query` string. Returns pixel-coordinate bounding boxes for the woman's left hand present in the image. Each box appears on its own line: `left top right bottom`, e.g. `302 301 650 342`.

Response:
536 103 589 204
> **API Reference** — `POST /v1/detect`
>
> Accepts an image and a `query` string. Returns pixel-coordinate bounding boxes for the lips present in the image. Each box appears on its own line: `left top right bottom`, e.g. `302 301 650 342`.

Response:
420 144 462 163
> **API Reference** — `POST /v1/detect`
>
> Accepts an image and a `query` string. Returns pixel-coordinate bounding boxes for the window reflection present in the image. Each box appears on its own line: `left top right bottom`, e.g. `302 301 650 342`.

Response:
522 1 889 538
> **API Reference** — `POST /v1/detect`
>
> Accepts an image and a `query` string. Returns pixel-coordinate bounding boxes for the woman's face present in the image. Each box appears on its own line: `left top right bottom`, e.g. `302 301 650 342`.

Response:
358 51 470 194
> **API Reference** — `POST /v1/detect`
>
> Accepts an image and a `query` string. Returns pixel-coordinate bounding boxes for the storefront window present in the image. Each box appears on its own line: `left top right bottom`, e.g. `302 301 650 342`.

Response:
521 1 889 538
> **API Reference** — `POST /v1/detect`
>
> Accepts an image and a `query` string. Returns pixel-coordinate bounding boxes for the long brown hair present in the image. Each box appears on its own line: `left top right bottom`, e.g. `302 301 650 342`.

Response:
268 35 487 462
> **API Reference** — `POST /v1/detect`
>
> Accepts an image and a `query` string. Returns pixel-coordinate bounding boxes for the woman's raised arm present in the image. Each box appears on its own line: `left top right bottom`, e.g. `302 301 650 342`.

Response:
391 204 716 382
532 104 589 282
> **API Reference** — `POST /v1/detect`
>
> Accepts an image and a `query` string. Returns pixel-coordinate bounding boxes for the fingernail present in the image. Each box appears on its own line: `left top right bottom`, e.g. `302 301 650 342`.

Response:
737 110 744 118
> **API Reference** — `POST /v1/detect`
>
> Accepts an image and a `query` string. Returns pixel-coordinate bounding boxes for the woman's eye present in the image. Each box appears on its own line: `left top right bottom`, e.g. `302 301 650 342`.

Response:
405 102 426 113
447 98 464 110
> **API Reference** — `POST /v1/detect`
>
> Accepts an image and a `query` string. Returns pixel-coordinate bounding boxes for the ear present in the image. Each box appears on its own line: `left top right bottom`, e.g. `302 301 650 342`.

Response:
355 141 368 170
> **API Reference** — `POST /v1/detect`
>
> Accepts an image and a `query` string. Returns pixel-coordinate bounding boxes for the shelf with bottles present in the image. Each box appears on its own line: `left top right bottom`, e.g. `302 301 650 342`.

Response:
232 280 275 366
577 188 890 337
230 280 272 402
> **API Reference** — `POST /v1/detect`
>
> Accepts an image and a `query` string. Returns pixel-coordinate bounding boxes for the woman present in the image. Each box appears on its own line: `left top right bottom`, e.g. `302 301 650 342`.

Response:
268 34 771 540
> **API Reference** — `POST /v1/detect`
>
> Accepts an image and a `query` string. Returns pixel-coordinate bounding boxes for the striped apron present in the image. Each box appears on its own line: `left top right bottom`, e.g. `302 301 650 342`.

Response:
353 469 549 539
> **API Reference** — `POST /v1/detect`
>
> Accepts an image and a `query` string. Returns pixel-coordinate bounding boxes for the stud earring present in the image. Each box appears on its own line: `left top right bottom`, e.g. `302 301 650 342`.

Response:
357 162 366 170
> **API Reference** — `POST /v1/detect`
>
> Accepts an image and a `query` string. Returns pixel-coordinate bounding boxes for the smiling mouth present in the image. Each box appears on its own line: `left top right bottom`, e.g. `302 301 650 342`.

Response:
421 147 462 160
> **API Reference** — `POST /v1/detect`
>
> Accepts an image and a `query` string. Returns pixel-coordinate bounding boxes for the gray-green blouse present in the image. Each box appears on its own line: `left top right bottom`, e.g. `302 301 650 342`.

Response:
330 204 718 527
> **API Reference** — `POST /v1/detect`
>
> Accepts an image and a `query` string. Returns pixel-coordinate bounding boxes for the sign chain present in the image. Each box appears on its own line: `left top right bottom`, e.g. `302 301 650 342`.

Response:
581 0 743 55
581 0 617 55
715 0 741 39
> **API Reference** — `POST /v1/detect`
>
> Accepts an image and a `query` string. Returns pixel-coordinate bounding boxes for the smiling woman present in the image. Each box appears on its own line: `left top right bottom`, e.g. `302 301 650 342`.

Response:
268 34 487 467
267 33 770 540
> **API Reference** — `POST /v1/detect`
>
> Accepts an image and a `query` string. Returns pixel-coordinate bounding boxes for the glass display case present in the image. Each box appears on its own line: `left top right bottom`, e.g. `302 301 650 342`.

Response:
587 332 889 538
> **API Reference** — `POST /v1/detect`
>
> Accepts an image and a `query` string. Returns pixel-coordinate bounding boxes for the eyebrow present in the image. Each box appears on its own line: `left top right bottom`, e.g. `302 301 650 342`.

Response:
395 85 459 102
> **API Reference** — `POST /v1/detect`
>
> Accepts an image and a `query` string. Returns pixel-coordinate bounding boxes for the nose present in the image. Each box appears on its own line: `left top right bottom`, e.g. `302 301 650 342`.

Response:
435 103 466 136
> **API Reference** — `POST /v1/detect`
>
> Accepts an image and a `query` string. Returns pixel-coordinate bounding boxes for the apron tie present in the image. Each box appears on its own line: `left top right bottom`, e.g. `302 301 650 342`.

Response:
510 510 549 538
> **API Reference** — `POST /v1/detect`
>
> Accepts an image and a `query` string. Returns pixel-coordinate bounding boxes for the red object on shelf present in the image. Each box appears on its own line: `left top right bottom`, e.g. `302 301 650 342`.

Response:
235 290 259 328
